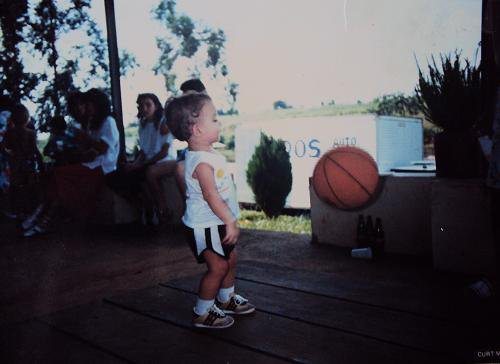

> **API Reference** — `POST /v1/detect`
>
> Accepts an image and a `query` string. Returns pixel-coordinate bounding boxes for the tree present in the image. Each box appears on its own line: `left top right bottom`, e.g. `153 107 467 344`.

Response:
0 0 138 129
368 93 420 117
246 133 292 218
0 0 37 102
225 81 239 115
153 0 238 110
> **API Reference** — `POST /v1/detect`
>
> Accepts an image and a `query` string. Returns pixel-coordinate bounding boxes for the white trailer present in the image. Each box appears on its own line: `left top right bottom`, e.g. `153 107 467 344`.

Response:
234 114 423 209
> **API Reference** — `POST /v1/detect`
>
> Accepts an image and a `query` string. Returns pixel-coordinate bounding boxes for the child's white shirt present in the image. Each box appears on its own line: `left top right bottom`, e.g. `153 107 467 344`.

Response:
138 119 177 163
182 149 240 228
82 116 119 175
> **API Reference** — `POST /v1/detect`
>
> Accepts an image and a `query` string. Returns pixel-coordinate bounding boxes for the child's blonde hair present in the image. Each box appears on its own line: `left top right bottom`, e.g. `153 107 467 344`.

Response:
164 93 211 142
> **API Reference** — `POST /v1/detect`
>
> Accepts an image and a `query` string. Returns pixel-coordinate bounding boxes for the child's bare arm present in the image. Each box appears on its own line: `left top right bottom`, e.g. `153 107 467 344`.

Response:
195 162 239 245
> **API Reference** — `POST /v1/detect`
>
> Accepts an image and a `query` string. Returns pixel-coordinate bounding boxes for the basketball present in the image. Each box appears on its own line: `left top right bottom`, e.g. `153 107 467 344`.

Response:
312 147 380 210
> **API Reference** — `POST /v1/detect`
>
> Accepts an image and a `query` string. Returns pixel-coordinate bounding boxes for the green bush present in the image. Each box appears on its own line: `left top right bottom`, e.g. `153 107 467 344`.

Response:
246 133 292 218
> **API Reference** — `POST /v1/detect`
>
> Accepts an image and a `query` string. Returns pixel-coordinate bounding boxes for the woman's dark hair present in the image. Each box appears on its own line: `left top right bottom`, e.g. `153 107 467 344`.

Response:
136 93 163 129
10 103 30 126
83 88 111 130
180 79 206 93
67 91 85 121
49 115 67 132
164 93 211 141
0 95 15 112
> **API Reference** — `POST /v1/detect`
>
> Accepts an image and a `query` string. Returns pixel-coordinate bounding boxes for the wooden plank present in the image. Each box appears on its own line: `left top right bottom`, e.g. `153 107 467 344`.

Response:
0 319 126 364
106 285 443 364
40 301 284 364
163 274 472 358
234 260 475 323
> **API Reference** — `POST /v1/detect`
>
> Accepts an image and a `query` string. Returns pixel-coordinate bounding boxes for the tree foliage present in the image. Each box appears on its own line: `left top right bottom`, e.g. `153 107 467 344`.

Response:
153 0 238 112
246 133 292 218
225 82 239 115
0 0 138 129
368 93 420 117
0 0 37 103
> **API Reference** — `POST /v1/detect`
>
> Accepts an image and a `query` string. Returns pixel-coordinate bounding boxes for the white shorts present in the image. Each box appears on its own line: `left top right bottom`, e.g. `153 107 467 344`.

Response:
183 224 235 264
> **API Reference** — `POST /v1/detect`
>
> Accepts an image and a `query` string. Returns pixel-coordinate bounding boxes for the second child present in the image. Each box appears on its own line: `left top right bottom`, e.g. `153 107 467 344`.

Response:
136 93 177 222
4 104 44 218
165 93 255 329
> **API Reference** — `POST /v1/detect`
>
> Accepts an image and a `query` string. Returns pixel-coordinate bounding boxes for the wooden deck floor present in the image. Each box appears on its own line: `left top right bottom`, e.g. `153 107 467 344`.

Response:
1 226 499 363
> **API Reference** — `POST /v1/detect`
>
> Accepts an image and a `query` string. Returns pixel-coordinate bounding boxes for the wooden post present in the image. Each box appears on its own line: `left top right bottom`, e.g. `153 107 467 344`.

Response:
481 0 500 131
104 0 125 156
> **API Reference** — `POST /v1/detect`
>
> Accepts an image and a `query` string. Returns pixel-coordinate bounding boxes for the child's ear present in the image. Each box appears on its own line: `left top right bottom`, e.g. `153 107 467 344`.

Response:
192 123 202 136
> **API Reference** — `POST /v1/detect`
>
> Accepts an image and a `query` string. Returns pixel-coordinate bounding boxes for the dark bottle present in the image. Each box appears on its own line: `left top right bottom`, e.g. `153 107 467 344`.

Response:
374 217 385 256
356 214 367 247
365 215 375 249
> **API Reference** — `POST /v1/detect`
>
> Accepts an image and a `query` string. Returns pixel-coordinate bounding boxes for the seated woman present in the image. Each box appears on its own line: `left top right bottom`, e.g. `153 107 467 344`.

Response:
4 103 44 218
43 91 90 168
120 93 177 224
23 88 120 237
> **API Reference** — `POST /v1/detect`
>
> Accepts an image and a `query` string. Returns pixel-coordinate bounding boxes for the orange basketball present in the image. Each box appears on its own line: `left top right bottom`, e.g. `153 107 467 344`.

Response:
312 146 380 210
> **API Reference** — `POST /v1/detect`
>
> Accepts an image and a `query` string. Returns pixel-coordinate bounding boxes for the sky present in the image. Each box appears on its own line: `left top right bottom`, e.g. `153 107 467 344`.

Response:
89 0 482 124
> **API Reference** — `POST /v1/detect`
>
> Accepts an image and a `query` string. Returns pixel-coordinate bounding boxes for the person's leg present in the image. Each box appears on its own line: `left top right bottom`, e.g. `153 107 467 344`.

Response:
24 164 102 236
216 248 238 304
22 166 53 230
220 248 237 289
216 246 255 315
145 161 176 215
198 250 229 300
193 249 234 328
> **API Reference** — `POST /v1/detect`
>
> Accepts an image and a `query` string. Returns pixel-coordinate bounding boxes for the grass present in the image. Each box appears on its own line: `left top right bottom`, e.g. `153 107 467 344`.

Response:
238 209 311 235
219 103 373 126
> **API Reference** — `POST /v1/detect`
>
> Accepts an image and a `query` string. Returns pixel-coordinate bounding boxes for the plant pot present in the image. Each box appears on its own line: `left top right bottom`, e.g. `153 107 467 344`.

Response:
434 130 484 178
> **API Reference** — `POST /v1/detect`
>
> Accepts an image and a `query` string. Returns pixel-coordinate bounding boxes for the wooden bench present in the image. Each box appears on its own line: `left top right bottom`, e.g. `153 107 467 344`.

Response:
92 176 184 225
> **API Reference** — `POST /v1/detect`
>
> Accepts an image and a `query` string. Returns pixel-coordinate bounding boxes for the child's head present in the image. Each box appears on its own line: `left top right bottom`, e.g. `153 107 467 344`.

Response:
137 93 163 127
83 88 111 130
10 104 30 127
165 93 217 143
67 91 86 124
180 79 207 94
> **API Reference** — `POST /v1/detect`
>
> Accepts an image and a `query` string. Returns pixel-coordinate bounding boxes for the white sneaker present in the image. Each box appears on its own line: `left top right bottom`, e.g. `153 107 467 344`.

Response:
23 224 48 238
22 205 44 230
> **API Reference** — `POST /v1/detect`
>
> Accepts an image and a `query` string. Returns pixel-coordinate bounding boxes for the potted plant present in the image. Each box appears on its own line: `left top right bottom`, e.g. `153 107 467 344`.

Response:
416 52 484 178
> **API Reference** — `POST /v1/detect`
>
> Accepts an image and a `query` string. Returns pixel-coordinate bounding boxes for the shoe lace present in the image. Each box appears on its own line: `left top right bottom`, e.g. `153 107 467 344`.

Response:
209 304 226 318
233 294 248 305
